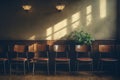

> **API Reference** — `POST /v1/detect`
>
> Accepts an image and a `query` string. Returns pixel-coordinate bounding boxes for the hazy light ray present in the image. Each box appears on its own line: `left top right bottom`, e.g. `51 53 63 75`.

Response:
54 19 67 32
53 28 67 40
46 36 52 40
28 35 36 40
46 27 52 36
86 5 92 26
87 5 92 14
100 0 106 18
72 21 80 30
86 15 92 26
71 12 80 23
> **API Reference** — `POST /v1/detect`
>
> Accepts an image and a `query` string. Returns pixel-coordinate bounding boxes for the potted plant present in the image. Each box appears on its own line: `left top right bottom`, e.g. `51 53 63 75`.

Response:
67 30 94 45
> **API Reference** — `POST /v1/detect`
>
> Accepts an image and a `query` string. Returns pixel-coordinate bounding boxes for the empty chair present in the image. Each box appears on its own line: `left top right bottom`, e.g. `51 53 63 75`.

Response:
32 43 49 75
53 44 71 74
0 45 8 74
27 44 35 73
75 45 93 72
98 45 119 73
10 44 28 75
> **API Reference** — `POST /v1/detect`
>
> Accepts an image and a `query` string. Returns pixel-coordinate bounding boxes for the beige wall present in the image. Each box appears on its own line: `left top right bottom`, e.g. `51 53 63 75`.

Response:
0 0 116 40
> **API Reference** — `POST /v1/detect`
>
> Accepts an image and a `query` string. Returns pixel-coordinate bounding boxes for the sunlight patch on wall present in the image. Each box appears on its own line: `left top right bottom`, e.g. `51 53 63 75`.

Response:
86 15 92 26
86 5 92 26
46 27 52 36
46 19 68 40
71 12 80 30
54 19 67 32
46 36 52 40
72 21 80 30
28 35 36 40
87 5 92 14
100 0 106 18
53 28 67 40
72 12 80 23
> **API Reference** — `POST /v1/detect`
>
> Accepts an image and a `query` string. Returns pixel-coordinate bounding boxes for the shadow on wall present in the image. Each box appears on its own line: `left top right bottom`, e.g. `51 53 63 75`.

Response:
0 0 116 40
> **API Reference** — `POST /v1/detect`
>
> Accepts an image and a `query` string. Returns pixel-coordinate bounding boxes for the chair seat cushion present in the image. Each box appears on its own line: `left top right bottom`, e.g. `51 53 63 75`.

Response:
0 58 8 61
35 58 49 61
100 58 118 62
12 58 27 61
77 58 93 61
55 58 70 61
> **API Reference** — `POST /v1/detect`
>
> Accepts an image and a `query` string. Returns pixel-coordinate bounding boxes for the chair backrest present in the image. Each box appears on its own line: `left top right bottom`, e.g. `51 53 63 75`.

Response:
37 44 47 52
99 45 113 53
37 43 48 58
53 45 66 52
13 44 26 58
28 43 48 58
53 44 68 58
75 45 89 52
75 45 90 58
14 44 26 53
98 45 115 58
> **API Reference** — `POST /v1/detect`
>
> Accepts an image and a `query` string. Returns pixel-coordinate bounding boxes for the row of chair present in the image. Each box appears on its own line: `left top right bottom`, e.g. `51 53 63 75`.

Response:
0 43 119 75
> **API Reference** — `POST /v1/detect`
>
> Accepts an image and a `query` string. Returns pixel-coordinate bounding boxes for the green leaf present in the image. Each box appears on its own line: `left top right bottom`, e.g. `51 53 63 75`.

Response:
67 30 94 45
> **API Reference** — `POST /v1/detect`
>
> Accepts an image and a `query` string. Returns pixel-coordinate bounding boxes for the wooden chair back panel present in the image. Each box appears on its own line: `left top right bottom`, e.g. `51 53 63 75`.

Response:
33 43 47 52
99 45 113 53
75 45 89 52
37 44 46 52
14 45 25 53
53 45 66 52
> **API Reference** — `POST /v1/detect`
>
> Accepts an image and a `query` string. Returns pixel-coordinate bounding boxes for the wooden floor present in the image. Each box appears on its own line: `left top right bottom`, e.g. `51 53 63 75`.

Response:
0 72 120 80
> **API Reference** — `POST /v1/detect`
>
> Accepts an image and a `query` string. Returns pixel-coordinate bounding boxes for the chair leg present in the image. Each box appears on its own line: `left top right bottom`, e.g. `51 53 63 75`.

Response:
97 60 100 72
69 61 71 73
47 62 49 75
101 62 103 72
55 62 56 75
77 62 79 72
16 63 19 74
23 62 26 75
33 62 35 75
91 62 93 72
10 63 12 75
3 61 6 74
115 62 118 75
27 61 30 73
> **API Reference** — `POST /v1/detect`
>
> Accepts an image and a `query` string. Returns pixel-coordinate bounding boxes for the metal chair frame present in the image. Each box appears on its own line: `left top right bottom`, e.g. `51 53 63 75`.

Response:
54 44 71 74
31 43 49 75
0 46 8 74
10 44 28 75
75 45 93 72
98 45 119 73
